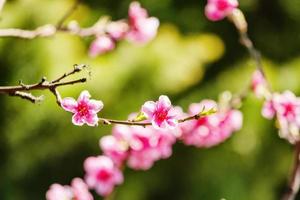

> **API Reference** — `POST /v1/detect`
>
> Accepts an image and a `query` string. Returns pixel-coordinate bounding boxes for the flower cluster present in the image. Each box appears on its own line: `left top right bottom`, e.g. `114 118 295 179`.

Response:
262 91 300 144
51 93 243 198
46 178 93 200
179 100 243 148
89 1 159 57
205 0 238 21
250 70 300 144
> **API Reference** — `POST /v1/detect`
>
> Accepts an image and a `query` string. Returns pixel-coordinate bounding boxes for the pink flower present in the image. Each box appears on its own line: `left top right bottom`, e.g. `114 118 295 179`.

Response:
46 178 93 200
106 21 129 40
110 124 177 170
127 1 159 43
89 35 115 57
99 135 129 167
84 156 123 197
262 91 300 143
61 90 103 126
71 178 94 200
251 70 268 98
205 0 238 21
180 100 243 148
46 184 73 200
142 95 178 129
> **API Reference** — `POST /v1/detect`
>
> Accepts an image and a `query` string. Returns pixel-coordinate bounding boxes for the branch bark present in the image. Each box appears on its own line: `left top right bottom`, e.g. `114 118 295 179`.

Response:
0 64 87 104
282 142 300 200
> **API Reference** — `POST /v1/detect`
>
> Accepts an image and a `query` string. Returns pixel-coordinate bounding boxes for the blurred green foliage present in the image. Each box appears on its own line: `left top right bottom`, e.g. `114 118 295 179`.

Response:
1 0 300 199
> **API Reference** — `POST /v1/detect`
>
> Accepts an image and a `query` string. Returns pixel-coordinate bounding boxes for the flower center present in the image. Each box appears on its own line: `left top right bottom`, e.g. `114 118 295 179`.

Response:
156 110 168 122
283 103 295 117
77 102 89 116
96 169 112 182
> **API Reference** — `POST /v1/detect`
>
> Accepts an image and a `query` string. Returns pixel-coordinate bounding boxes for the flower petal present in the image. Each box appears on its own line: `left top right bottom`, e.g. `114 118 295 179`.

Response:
88 100 104 113
72 113 85 126
141 101 156 117
78 90 91 102
157 95 171 110
61 97 77 113
85 113 99 127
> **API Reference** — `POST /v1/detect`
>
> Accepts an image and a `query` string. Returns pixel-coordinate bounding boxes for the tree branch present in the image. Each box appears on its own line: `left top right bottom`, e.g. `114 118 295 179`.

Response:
282 142 300 200
0 16 110 39
98 113 206 127
0 64 87 104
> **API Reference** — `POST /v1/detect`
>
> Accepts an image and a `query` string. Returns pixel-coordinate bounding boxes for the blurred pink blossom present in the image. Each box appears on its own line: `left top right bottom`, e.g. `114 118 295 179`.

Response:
46 184 73 200
262 91 300 143
109 124 177 170
180 100 243 148
61 90 103 126
84 156 123 197
46 178 93 200
205 0 238 21
142 95 178 129
127 1 159 43
99 135 129 167
107 21 129 40
251 70 268 98
89 35 115 57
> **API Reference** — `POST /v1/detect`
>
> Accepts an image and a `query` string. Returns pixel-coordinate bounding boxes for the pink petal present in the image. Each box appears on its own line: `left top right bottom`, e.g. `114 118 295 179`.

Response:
88 100 104 113
61 97 77 113
205 3 225 21
157 95 171 110
166 118 178 128
72 113 85 126
85 113 99 126
142 101 156 117
78 90 91 102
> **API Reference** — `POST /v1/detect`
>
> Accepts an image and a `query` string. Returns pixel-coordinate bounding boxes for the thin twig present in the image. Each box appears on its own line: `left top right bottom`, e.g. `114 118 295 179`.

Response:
282 142 300 200
98 113 205 127
0 65 87 104
56 0 81 29
0 16 110 39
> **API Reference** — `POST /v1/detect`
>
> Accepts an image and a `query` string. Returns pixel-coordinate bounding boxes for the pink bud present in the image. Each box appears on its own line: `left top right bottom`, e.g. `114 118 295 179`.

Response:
205 0 238 21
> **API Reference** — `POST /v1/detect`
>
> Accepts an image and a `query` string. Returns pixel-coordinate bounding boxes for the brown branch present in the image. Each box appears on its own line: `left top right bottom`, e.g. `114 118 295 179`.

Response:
282 142 300 200
0 16 110 39
98 113 205 127
0 64 87 104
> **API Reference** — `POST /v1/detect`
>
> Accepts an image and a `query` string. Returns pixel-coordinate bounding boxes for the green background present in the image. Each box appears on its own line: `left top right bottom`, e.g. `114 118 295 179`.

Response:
1 0 300 199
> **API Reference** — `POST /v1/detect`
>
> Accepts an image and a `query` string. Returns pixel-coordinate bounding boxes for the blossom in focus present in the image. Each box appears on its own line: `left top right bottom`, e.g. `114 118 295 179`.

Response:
84 156 123 197
205 0 238 21
89 35 115 57
262 91 300 143
251 70 268 98
180 100 243 148
127 1 159 43
61 90 103 126
142 95 178 129
46 178 93 200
